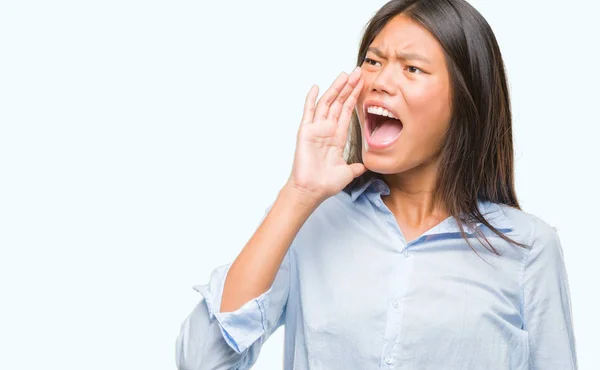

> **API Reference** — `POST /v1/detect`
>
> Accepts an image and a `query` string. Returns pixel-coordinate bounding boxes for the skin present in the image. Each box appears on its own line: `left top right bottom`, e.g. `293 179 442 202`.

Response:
219 15 455 313
355 14 454 243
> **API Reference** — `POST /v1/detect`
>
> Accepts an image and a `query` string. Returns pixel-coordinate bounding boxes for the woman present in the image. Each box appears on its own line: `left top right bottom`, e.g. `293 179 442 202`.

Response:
176 0 577 369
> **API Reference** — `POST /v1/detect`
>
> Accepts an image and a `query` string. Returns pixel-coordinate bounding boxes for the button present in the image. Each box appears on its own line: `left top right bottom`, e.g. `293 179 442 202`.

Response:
402 248 409 257
384 356 395 365
392 300 399 308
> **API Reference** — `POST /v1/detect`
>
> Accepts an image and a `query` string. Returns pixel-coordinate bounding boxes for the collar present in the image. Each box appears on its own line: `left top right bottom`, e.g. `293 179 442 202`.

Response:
350 176 386 201
349 177 513 232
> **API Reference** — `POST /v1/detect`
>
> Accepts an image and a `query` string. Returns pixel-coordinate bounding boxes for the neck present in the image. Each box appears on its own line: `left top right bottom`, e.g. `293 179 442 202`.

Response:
381 159 449 228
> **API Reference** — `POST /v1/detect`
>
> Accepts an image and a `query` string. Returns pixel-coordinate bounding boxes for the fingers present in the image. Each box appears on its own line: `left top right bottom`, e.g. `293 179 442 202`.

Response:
349 162 367 178
313 72 349 122
301 67 362 128
328 67 362 122
336 77 364 141
300 84 319 125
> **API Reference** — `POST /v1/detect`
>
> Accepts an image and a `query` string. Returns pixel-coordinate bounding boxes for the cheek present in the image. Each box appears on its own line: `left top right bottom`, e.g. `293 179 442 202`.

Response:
404 83 451 137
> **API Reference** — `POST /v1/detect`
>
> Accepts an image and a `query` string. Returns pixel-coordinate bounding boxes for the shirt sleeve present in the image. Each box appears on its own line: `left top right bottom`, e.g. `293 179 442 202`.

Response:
175 207 292 370
522 221 578 369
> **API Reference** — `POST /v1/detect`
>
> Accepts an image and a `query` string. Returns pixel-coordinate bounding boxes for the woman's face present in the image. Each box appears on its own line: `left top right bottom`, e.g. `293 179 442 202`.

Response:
356 14 452 175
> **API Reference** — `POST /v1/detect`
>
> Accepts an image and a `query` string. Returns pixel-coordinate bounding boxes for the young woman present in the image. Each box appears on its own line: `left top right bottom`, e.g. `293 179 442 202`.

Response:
176 0 577 369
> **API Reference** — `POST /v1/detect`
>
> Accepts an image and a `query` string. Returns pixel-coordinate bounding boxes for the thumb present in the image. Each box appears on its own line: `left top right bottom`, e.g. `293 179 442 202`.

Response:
348 162 367 178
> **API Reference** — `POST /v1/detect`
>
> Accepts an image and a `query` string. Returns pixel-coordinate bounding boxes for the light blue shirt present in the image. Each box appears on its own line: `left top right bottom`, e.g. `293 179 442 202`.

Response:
176 177 577 369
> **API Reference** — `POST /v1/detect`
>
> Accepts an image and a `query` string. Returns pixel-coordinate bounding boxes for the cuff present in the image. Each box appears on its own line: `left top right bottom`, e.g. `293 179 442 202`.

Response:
193 284 272 354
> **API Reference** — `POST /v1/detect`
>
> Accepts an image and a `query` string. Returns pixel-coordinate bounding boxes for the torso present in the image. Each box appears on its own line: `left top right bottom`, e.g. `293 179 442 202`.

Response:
282 190 532 369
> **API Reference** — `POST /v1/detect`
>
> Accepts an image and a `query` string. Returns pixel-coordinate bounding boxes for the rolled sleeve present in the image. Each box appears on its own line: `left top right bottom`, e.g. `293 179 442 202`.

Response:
176 204 292 369
191 245 291 355
193 265 275 354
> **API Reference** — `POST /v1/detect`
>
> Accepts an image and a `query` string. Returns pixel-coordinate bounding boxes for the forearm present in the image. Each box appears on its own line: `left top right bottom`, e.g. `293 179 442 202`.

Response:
220 183 320 313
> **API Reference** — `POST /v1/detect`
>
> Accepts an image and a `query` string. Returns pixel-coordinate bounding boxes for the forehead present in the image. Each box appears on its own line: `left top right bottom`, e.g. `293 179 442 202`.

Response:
369 14 444 60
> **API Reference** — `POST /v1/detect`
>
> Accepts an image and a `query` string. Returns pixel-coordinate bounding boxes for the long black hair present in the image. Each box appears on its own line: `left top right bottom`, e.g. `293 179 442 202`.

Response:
344 0 528 255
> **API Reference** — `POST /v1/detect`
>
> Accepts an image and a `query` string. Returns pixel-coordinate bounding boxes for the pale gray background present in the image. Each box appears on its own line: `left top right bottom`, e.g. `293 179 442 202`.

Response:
0 0 598 369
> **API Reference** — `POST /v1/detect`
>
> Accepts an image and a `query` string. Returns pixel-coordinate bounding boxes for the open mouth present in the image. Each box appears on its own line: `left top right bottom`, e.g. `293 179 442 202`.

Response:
366 112 404 138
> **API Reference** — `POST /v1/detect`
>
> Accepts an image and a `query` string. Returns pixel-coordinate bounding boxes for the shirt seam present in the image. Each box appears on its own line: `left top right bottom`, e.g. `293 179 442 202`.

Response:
257 298 267 331
519 218 535 328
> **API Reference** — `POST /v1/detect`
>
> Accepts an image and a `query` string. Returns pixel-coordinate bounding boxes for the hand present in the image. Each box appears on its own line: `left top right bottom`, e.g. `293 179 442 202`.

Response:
286 67 367 204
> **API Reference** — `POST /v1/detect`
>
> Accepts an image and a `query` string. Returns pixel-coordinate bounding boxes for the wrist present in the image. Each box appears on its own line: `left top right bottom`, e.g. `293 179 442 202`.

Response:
279 182 324 211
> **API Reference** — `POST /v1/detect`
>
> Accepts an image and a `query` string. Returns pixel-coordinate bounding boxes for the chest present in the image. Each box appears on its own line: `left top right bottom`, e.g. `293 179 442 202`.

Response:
292 232 525 346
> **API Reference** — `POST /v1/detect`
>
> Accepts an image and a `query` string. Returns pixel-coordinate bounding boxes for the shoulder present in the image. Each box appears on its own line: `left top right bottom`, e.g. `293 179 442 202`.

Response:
497 203 564 264
308 190 356 221
497 203 559 247
294 190 360 239
284 191 359 257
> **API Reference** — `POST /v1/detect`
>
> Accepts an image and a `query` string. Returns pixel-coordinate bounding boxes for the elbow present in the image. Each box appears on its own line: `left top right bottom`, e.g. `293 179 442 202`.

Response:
175 299 214 370
175 299 246 370
175 315 201 370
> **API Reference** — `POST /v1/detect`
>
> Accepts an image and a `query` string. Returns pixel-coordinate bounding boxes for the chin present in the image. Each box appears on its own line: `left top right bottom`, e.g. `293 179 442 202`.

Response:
362 150 410 175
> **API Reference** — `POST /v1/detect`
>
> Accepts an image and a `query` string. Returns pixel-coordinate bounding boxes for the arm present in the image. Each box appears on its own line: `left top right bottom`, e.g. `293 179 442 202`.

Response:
522 222 578 369
176 66 365 369
220 184 320 314
175 185 320 370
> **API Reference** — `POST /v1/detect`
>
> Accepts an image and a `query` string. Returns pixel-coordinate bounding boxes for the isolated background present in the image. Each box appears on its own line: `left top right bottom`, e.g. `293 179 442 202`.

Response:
1 0 598 369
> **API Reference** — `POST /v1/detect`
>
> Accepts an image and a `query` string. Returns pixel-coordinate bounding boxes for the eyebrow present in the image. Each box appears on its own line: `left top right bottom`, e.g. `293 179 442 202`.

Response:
367 46 432 64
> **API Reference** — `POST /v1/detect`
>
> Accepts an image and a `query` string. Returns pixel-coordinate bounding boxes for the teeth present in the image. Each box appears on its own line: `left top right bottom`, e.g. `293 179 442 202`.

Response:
367 105 398 120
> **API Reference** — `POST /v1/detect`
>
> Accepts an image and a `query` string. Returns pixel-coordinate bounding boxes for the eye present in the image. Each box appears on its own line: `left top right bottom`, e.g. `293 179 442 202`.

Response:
363 57 380 66
407 66 423 74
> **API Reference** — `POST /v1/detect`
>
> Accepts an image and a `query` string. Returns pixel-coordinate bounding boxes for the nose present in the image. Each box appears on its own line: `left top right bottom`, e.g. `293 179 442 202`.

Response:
370 64 398 95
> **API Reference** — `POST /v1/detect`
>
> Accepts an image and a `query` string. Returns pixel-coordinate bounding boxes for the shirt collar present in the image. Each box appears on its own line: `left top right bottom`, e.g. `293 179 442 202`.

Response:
350 176 387 201
349 176 513 232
